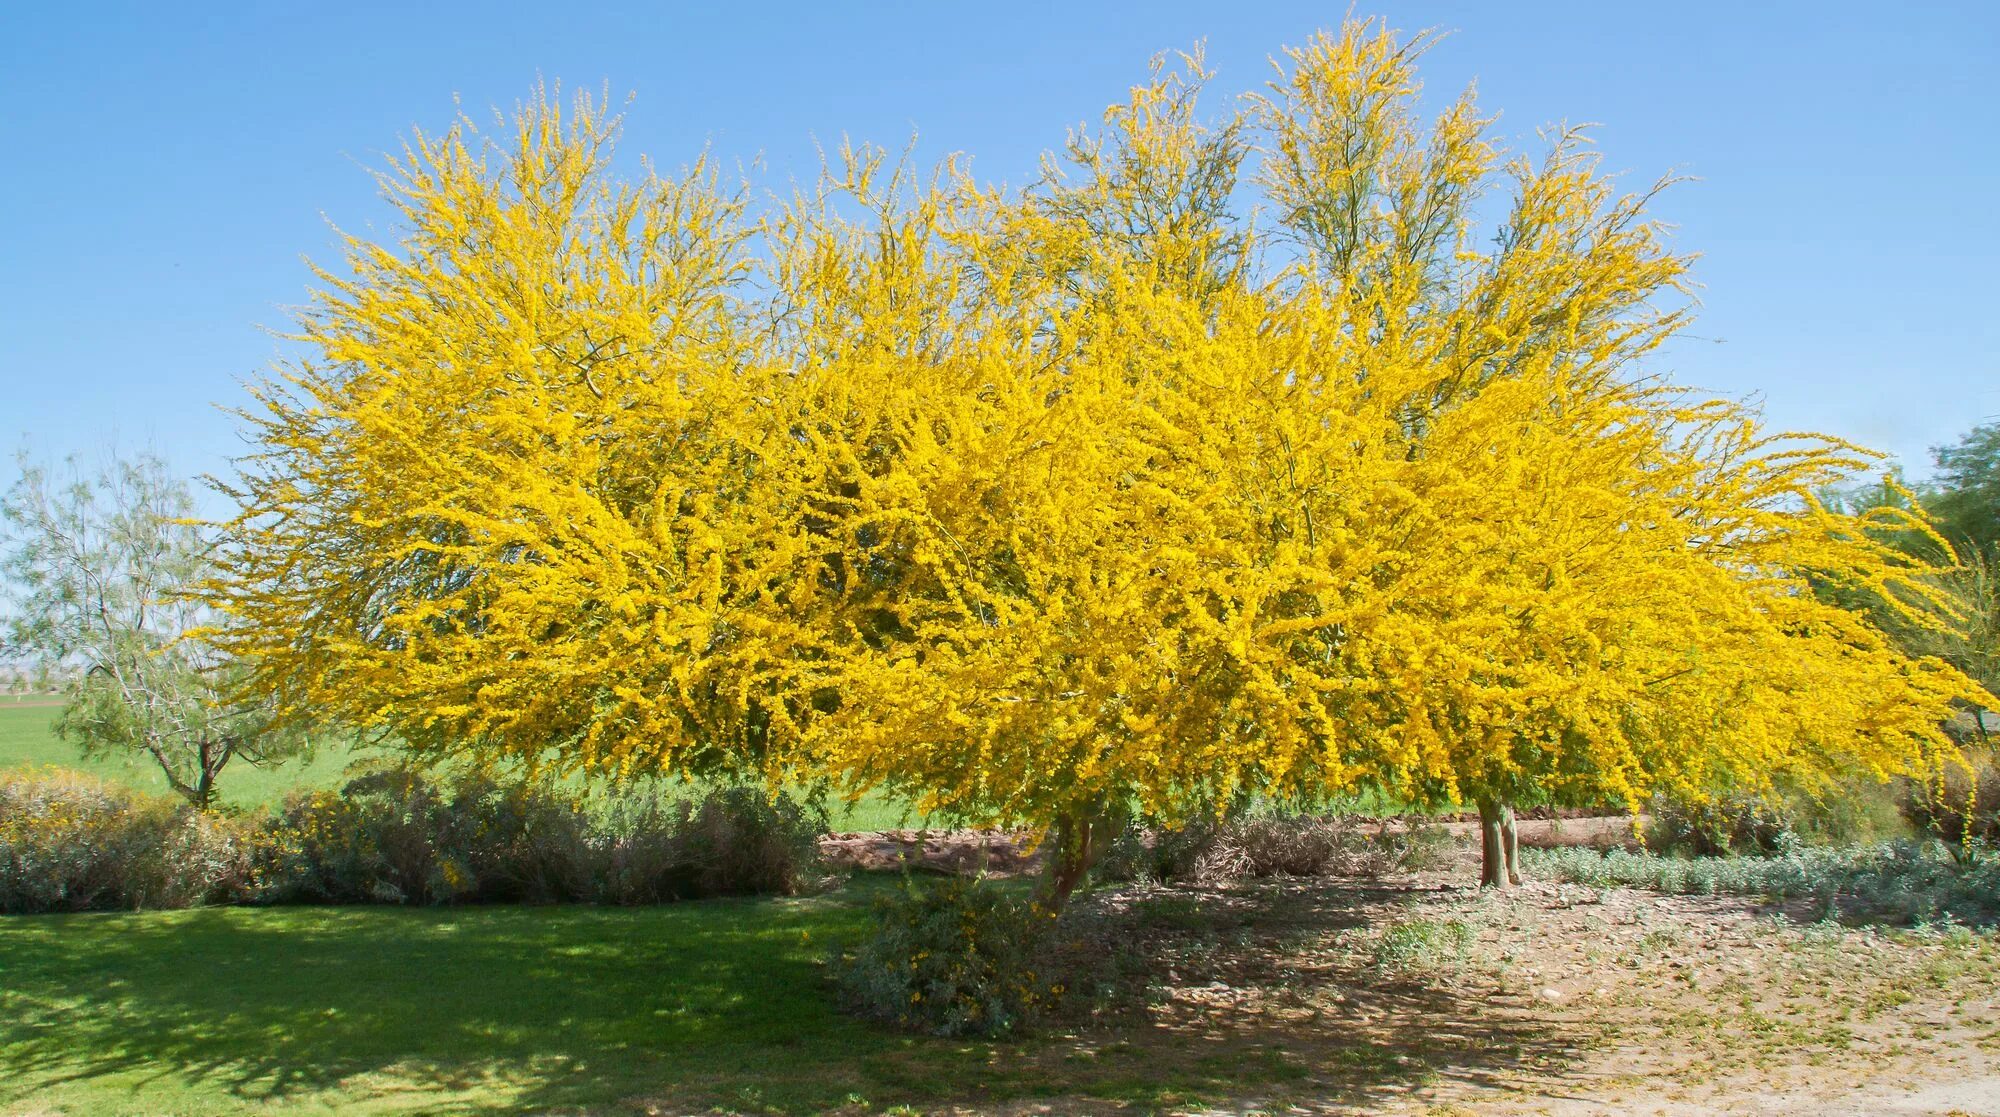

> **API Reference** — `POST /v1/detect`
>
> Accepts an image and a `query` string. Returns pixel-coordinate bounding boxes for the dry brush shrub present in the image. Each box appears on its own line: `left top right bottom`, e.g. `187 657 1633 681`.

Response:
1900 747 2000 854
0 769 253 913
255 768 827 906
1648 779 1909 857
595 783 830 903
1100 811 1456 884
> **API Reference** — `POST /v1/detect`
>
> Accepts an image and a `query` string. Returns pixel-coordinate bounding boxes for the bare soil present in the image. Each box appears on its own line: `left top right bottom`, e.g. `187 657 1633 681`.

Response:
815 828 2000 1116
1028 876 1994 1115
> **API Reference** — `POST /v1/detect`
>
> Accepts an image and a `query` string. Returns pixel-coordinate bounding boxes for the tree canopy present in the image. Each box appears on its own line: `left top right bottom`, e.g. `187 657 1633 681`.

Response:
213 21 1992 894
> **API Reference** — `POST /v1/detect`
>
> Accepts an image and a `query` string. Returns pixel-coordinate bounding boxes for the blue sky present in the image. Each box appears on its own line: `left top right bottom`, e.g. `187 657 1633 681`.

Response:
3 1 1995 506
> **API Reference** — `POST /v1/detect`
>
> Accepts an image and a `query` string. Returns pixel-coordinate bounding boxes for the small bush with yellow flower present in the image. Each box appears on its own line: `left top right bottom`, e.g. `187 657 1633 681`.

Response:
0 769 254 913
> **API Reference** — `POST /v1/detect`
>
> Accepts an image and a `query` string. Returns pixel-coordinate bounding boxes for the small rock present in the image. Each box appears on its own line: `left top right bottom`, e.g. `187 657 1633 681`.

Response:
1539 987 1565 1002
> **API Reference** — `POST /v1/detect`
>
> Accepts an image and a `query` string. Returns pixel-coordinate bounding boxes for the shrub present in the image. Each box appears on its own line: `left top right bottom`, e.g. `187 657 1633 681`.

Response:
257 768 614 904
1648 780 1908 857
1524 841 2000 928
255 768 828 906
0 769 252 913
0 766 829 914
1099 811 1455 884
1646 790 1791 857
1366 818 1461 872
597 783 830 903
1901 748 2000 854
1097 815 1215 884
833 876 1059 1037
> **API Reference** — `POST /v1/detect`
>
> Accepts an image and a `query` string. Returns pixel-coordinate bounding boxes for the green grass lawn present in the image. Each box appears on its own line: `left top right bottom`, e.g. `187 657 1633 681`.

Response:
0 878 1292 1117
0 888 884 1112
0 701 369 809
0 892 879 1115
0 701 925 830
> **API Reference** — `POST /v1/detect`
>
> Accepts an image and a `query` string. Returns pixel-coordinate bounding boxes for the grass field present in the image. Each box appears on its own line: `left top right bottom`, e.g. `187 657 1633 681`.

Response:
0 701 927 830
0 878 1316 1117
0 701 374 809
0 886 912 1115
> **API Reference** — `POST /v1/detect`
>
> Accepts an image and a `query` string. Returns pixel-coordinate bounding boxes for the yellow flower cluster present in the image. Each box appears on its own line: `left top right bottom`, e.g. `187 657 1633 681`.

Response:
211 23 1990 853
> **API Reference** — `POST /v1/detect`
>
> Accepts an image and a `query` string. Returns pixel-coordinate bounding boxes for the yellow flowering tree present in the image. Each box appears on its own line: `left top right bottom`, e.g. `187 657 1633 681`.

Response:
214 26 1989 901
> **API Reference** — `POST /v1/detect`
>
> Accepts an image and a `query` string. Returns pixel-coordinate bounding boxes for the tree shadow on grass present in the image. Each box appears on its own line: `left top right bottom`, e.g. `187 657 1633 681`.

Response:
0 877 1597 1115
0 896 906 1114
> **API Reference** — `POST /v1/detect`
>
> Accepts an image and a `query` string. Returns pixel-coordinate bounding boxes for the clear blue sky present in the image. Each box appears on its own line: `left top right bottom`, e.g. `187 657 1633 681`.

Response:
3 1 1995 506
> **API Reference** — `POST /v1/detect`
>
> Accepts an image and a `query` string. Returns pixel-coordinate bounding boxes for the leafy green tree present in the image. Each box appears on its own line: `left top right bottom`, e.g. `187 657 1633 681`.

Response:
1 453 303 807
1930 422 2000 560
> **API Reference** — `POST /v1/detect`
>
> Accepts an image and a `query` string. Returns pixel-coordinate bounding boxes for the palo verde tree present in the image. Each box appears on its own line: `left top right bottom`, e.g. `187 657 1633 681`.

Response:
2 453 303 808
215 24 1990 900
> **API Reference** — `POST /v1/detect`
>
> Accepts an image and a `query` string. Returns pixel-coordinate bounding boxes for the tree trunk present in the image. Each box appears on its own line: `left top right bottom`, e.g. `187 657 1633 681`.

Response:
191 738 225 812
1039 808 1102 914
1477 798 1521 888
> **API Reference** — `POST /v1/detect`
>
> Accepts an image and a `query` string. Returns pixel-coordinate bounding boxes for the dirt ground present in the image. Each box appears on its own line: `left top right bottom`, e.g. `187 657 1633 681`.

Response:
818 827 1999 1117
1023 876 1999 1116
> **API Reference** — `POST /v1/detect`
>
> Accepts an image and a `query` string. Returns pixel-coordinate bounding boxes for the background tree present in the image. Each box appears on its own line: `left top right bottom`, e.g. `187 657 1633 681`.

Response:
214 27 1990 900
2 453 302 807
1825 424 2000 703
1925 423 2000 706
1930 422 2000 559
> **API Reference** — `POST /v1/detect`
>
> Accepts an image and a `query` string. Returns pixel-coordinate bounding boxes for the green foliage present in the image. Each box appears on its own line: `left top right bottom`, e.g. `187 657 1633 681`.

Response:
0 769 253 913
595 783 833 903
1371 917 1476 976
0 453 305 807
1930 421 2000 558
1526 841 2000 927
256 768 596 904
1824 427 2000 699
259 769 830 906
833 876 1060 1037
0 764 828 914
1645 790 1792 857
